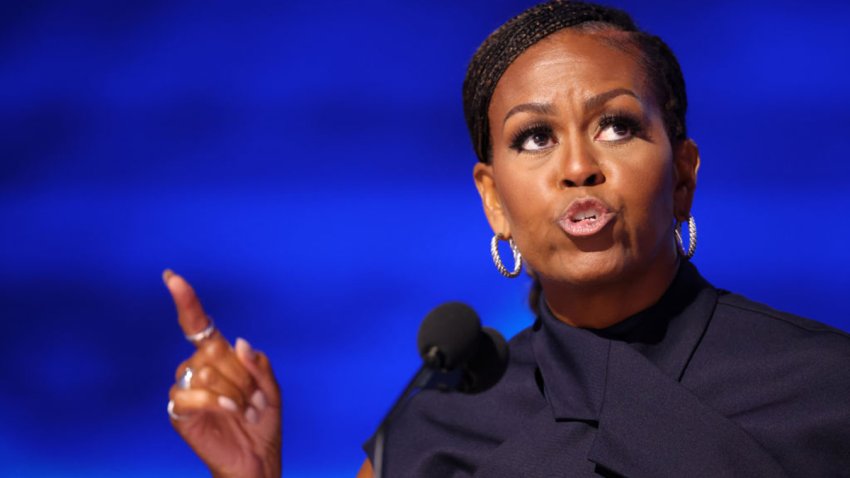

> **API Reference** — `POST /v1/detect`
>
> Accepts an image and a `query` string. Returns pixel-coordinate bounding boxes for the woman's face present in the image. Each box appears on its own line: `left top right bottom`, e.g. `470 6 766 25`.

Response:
474 29 698 291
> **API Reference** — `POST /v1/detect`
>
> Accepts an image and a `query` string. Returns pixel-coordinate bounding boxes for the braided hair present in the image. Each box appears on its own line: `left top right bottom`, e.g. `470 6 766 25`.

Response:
462 0 689 313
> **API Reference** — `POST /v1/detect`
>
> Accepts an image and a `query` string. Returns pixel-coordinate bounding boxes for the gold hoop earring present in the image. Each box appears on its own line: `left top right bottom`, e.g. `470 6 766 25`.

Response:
674 215 697 259
490 233 522 278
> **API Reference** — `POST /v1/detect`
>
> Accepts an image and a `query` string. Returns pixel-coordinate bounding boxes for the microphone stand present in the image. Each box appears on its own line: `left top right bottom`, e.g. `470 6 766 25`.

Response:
373 347 461 478
372 362 432 478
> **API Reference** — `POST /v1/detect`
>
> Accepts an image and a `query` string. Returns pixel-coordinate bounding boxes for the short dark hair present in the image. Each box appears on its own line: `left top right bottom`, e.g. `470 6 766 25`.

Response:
462 0 688 164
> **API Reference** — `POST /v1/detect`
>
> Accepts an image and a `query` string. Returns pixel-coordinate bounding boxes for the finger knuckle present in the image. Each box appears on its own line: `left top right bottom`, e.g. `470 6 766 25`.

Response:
202 339 227 359
194 390 216 408
196 365 216 386
168 384 180 399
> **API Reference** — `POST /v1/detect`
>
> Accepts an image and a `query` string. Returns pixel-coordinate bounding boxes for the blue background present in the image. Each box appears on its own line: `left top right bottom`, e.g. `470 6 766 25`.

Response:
2 1 849 476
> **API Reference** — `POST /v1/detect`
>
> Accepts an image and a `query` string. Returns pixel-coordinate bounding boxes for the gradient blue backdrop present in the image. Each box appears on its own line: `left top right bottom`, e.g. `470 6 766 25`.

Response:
2 1 849 476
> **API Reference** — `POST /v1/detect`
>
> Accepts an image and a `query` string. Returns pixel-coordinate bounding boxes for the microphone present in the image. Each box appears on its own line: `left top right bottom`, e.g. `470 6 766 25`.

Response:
462 326 509 394
417 301 482 369
373 302 509 478
417 302 509 393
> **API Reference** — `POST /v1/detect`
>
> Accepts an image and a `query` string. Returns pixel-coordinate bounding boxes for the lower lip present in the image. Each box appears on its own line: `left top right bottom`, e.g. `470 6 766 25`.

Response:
558 212 616 237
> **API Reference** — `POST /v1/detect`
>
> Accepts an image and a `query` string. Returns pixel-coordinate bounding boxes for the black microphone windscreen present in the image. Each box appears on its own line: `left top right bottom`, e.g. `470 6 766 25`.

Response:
417 302 481 369
461 326 509 394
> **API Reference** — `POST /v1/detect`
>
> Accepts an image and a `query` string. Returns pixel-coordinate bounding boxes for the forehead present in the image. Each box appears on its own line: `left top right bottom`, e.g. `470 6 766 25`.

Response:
490 29 648 113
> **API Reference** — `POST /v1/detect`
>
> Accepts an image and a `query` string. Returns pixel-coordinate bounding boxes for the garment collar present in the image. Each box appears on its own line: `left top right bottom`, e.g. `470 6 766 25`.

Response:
531 261 716 421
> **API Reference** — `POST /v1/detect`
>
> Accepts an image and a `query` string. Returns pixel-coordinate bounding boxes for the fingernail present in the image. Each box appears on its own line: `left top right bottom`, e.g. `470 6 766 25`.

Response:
245 406 259 424
218 395 238 412
251 389 267 411
162 269 174 285
167 399 182 421
235 337 257 361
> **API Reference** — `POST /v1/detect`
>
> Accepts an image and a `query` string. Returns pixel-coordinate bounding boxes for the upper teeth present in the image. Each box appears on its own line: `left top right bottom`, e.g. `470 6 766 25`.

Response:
574 211 597 221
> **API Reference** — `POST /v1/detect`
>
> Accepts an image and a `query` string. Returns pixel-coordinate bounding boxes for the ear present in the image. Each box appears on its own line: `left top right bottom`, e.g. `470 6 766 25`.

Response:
473 162 511 237
672 139 700 222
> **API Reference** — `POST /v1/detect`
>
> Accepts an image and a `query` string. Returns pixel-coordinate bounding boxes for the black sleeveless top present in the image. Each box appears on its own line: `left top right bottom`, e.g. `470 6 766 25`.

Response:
365 262 850 477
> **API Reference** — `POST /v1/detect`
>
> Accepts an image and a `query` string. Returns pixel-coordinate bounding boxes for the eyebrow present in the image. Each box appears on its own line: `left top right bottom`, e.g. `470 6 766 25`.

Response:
502 88 640 125
502 102 556 125
583 88 639 112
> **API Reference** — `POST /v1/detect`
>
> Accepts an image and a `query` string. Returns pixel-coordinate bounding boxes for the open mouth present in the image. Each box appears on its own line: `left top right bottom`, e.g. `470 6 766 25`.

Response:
559 198 615 237
571 210 599 222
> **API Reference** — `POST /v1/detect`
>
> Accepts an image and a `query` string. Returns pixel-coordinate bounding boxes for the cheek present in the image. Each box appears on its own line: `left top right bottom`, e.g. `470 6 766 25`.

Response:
492 164 565 270
612 156 675 239
493 166 553 232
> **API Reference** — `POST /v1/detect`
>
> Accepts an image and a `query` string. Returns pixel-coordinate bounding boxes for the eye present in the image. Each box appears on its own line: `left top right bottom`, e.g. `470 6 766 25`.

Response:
510 125 557 152
596 114 643 142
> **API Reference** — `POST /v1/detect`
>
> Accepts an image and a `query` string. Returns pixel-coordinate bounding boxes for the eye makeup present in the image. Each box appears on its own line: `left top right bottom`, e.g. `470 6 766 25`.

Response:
509 122 555 152
596 109 648 142
505 107 649 153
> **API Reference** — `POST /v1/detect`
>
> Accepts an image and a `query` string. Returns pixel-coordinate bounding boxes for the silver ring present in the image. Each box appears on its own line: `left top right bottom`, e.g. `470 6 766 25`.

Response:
167 399 184 421
185 319 215 343
177 367 194 390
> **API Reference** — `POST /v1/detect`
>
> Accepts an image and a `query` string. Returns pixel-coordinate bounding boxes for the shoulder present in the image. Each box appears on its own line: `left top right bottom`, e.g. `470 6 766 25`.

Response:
695 290 850 392
709 290 850 358
684 290 850 475
690 288 850 387
363 324 546 472
684 287 850 394
716 291 850 339
410 324 542 424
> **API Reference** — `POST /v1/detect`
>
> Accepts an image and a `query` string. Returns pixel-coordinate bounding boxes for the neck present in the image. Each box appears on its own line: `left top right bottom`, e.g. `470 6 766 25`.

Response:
541 254 681 329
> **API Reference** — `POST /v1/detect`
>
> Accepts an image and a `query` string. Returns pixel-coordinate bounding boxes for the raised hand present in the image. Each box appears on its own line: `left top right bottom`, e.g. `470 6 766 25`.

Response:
164 270 282 478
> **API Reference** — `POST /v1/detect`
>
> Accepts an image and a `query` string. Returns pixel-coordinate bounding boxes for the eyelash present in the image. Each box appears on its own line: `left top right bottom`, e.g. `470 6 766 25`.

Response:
597 112 644 140
509 123 553 152
508 112 646 153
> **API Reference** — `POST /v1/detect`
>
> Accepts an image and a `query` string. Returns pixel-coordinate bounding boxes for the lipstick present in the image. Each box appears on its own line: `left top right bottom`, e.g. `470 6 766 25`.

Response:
557 197 616 237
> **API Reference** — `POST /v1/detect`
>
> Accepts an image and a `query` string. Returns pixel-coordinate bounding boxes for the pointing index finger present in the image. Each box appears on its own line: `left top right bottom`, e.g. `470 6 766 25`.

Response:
163 269 226 347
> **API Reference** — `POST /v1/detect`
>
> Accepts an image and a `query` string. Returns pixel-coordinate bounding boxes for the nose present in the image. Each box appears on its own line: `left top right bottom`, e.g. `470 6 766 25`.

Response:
557 141 605 188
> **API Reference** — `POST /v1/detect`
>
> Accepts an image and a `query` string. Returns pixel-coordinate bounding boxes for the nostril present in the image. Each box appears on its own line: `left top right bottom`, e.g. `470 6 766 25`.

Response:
560 171 604 189
583 173 603 187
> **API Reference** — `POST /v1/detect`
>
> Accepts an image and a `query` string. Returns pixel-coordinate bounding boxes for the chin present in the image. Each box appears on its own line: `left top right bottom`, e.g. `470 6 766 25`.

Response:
537 249 634 289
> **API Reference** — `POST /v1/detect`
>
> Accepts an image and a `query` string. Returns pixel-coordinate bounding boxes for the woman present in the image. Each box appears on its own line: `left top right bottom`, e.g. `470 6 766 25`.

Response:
165 1 850 476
